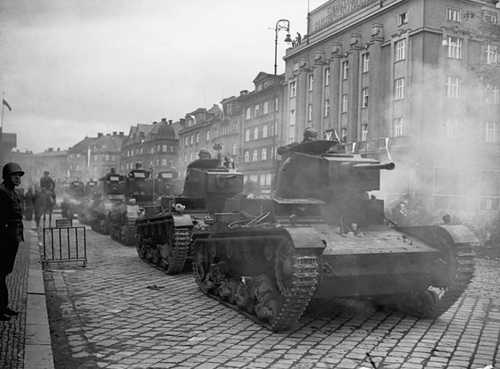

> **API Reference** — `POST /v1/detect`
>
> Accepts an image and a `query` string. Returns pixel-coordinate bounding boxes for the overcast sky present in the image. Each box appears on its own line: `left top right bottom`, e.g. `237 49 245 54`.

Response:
0 0 325 152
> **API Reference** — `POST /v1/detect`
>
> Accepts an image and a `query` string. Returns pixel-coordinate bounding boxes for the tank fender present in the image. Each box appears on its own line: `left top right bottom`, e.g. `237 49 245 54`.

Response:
172 214 193 227
283 227 326 251
398 225 478 247
438 225 479 245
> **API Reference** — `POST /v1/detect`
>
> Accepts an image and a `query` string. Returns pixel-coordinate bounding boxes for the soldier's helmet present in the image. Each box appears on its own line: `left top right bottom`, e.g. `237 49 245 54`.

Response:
198 149 211 160
43 170 49 176
2 162 25 178
303 127 318 140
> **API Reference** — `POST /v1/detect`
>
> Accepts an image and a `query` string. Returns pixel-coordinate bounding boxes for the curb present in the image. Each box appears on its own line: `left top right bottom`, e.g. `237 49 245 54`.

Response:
24 229 55 369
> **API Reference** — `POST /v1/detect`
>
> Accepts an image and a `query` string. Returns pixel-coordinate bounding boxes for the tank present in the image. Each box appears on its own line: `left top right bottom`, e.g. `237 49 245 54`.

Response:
61 180 85 219
191 140 477 331
135 158 244 274
88 173 126 234
155 168 181 197
109 168 154 245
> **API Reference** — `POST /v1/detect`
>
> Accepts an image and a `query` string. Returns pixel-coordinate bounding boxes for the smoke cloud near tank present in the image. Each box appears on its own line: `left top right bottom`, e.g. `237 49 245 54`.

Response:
379 60 498 232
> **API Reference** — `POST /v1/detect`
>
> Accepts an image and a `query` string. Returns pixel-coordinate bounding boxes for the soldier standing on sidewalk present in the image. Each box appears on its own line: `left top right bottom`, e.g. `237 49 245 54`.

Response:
0 162 24 321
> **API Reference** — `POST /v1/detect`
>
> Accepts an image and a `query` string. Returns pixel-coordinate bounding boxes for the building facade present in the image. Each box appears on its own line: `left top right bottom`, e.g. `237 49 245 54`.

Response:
88 132 126 179
237 72 285 193
121 124 154 174
67 136 98 181
177 106 223 178
0 128 16 166
284 0 500 220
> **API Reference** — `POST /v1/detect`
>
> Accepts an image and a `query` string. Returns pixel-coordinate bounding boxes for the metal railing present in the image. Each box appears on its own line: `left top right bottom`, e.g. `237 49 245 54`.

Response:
42 219 87 267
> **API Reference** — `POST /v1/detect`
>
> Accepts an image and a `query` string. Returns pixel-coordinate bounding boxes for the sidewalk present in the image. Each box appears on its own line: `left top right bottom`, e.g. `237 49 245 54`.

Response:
0 221 54 369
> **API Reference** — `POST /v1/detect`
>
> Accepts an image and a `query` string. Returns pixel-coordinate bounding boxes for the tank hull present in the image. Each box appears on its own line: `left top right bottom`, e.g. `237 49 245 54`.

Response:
192 221 476 331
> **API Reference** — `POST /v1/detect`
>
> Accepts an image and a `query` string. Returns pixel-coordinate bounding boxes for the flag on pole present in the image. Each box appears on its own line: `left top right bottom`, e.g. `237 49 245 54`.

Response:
2 98 12 111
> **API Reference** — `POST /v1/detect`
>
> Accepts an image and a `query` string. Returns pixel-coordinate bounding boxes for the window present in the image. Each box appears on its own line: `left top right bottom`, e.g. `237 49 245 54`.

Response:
195 132 200 143
261 148 267 161
190 135 194 145
485 44 498 65
393 117 405 137
342 61 349 80
161 158 167 166
361 124 368 142
263 101 269 114
259 175 265 186
184 137 188 146
398 12 408 26
232 144 237 156
341 94 348 113
250 175 258 183
324 99 330 117
245 107 251 119
308 74 314 91
324 68 330 86
447 36 463 59
361 53 370 73
394 78 405 100
361 87 369 108
255 104 261 116
252 150 258 162
245 129 250 142
289 109 296 127
483 10 498 24
275 97 279 112
253 127 259 140
206 130 211 142
446 76 462 98
162 144 167 152
289 81 297 98
244 150 250 162
262 125 268 138
395 39 406 61
447 8 461 22
307 104 313 121
485 122 499 143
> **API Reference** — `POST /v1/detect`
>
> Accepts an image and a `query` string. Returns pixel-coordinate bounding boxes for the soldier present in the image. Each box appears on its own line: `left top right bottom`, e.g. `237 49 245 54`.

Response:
0 162 24 321
40 170 56 202
198 149 211 160
302 126 318 143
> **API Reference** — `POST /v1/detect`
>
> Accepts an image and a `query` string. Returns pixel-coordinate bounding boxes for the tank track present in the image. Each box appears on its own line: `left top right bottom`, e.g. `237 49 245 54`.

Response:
270 254 320 331
164 227 192 274
194 243 320 332
136 222 192 274
391 241 475 318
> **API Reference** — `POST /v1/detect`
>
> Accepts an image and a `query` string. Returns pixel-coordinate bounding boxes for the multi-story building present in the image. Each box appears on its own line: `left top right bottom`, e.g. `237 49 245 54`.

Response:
88 132 126 179
237 72 285 193
8 149 36 189
121 119 178 176
283 0 500 220
121 124 154 173
33 148 70 195
177 105 223 178
213 96 243 167
67 136 98 180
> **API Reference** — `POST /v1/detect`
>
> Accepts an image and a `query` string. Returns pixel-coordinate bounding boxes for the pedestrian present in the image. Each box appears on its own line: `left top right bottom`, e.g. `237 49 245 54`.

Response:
0 162 24 321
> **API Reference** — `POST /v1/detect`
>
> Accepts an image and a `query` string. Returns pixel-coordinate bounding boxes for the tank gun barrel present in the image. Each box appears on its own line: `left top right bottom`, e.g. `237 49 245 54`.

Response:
353 162 395 170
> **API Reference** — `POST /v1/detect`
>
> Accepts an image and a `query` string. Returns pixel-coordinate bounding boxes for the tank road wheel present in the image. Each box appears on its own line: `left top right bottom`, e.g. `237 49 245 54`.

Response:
234 280 255 313
394 228 475 318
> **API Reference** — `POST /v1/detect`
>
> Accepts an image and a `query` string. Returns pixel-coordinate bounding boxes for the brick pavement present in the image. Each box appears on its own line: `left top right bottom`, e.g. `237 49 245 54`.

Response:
42 227 500 369
0 222 34 369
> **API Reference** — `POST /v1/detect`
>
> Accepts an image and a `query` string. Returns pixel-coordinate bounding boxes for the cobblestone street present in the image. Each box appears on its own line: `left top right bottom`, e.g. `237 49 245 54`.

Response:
43 227 500 369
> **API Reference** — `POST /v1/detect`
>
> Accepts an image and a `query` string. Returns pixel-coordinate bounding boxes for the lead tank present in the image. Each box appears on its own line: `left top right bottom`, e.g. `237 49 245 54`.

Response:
191 140 476 331
89 173 126 234
135 158 243 274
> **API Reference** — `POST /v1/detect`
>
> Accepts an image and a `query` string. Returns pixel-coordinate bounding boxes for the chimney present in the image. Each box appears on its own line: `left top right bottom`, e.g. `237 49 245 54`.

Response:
106 133 111 136
161 118 167 124
97 132 103 137
113 131 117 135
168 120 173 125
240 90 249 96
153 121 158 125
119 131 124 136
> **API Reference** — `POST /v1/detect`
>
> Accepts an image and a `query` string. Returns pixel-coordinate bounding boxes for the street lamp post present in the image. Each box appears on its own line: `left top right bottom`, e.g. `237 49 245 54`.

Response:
274 19 292 76
272 19 292 191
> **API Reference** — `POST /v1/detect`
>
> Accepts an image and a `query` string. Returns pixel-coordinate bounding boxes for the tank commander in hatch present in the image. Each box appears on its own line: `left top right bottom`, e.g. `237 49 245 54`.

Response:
198 149 211 160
